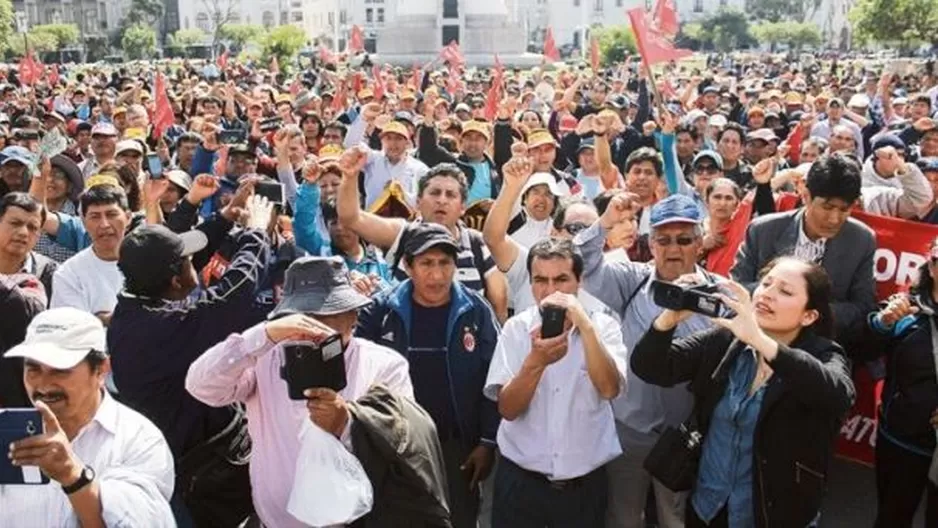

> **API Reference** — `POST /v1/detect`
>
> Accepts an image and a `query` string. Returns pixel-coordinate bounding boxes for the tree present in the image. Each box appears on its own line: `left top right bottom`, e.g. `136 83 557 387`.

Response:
592 25 637 66
850 0 938 47
202 0 237 49
30 23 80 48
217 23 266 52
748 0 823 23
696 8 755 52
262 24 307 68
169 28 208 48
122 23 157 60
8 31 57 55
752 21 821 51
0 0 14 53
125 0 164 26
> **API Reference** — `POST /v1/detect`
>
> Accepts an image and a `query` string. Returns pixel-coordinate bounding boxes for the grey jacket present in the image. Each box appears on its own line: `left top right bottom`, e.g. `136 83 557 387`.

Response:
730 209 877 348
860 159 934 219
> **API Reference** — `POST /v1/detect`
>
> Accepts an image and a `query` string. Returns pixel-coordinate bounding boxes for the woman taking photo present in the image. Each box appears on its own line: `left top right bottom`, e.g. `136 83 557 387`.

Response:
867 239 938 527
631 257 855 527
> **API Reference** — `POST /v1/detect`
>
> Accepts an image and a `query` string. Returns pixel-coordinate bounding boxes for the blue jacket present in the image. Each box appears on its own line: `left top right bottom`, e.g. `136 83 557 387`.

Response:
356 280 500 447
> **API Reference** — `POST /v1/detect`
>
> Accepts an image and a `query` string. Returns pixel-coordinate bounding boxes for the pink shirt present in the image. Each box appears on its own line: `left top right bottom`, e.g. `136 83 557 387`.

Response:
185 324 414 528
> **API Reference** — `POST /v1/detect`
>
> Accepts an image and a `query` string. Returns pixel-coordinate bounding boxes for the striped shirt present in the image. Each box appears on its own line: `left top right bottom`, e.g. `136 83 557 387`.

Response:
386 221 496 293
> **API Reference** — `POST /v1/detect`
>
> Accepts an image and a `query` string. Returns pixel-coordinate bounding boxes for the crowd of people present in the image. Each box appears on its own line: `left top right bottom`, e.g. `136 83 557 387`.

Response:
1 50 937 528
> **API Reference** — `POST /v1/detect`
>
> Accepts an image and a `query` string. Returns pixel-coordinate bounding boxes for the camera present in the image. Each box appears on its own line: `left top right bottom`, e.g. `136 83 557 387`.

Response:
651 280 729 318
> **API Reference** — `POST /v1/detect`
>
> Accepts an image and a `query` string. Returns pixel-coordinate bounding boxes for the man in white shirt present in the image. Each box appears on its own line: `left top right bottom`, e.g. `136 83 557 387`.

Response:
2 307 175 527
344 103 429 208
50 185 129 324
508 172 562 249
484 237 627 527
79 123 119 181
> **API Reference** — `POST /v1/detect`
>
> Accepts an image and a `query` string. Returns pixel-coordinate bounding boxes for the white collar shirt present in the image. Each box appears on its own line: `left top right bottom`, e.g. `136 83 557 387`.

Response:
484 304 628 480
0 392 175 528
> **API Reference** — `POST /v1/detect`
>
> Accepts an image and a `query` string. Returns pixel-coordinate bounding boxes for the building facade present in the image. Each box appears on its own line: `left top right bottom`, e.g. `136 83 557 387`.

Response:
12 0 120 37
176 0 298 37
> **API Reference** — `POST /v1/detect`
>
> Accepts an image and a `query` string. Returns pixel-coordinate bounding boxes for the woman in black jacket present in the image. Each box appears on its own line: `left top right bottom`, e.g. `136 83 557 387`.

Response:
867 240 938 528
631 257 855 528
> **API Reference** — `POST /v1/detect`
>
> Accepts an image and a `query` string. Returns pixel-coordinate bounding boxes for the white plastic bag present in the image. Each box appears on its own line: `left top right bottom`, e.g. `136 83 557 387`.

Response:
287 420 374 527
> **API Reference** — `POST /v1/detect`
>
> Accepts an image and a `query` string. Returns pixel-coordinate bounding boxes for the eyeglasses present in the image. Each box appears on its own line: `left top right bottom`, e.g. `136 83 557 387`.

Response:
563 222 589 235
653 235 697 246
694 165 720 174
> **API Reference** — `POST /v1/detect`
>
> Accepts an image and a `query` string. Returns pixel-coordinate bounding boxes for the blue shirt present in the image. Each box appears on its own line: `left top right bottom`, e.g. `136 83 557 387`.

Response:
692 347 766 526
466 161 492 203
574 169 603 200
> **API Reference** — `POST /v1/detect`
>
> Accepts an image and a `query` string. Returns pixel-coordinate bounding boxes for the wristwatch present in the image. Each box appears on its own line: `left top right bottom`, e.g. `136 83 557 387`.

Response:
62 466 95 495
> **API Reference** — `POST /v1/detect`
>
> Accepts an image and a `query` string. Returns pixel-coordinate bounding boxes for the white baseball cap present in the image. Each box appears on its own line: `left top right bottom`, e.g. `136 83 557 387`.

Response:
4 308 106 369
521 172 562 197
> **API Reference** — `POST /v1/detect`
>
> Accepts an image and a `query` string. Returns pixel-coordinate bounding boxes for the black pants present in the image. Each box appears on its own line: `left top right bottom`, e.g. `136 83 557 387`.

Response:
874 434 938 528
686 502 729 528
441 437 480 528
491 456 606 528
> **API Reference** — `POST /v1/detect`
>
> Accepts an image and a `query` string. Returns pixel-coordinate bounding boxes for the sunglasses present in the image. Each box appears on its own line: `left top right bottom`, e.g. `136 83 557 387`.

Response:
653 235 697 246
694 165 720 174
563 222 589 235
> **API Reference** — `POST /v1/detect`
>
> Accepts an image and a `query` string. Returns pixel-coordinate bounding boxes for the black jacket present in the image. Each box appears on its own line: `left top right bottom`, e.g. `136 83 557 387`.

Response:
631 325 855 528
416 124 503 200
0 277 46 407
350 384 452 528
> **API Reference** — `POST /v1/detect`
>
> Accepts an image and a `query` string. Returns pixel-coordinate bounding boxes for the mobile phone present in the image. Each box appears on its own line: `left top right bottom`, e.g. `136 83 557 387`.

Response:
218 129 246 145
280 335 347 399
146 152 163 179
255 180 284 204
0 409 50 485
259 117 283 133
540 305 567 339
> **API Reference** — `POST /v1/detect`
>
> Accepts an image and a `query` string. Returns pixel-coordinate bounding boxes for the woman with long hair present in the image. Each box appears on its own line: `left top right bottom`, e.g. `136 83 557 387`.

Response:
631 257 855 527
867 237 938 527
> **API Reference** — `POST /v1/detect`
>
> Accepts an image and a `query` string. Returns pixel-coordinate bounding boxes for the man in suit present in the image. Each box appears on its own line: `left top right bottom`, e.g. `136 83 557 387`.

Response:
732 153 877 352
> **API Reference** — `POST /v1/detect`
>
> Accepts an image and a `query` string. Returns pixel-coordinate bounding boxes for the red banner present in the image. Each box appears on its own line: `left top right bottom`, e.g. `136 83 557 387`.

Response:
834 211 938 465
543 28 560 63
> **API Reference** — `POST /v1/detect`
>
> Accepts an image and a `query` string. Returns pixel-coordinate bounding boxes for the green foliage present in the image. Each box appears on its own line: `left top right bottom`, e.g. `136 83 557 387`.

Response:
0 0 15 53
752 21 822 50
695 8 756 52
126 0 164 26
121 24 157 60
592 26 636 66
747 0 823 23
30 24 80 47
169 28 208 48
850 0 938 47
8 31 56 55
261 24 306 67
217 23 266 50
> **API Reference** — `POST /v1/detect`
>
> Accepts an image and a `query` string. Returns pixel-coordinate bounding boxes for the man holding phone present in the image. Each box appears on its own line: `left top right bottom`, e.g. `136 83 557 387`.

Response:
186 256 416 528
1 307 175 526
483 238 627 527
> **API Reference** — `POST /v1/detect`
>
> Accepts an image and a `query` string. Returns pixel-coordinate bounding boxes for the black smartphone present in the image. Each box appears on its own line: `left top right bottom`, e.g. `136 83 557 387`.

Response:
281 335 347 400
0 409 50 485
540 305 567 339
255 180 284 204
218 129 246 144
259 117 283 133
146 152 163 179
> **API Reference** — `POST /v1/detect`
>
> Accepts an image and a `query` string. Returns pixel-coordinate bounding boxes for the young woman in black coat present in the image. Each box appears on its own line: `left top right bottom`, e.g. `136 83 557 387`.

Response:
632 257 855 528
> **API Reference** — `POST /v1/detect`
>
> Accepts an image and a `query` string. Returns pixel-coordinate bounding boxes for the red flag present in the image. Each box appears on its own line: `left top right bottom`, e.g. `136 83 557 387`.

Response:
319 45 335 64
543 28 560 63
446 64 464 96
332 82 348 111
651 0 680 38
493 53 504 81
372 65 385 100
590 37 600 72
49 64 60 87
217 49 229 70
349 25 364 53
484 57 504 121
352 71 363 95
269 56 280 74
627 8 691 66
439 41 465 68
18 51 40 86
152 72 175 139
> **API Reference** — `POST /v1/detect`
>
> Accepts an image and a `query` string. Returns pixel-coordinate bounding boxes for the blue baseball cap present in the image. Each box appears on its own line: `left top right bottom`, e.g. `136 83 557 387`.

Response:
649 194 703 228
916 157 938 172
0 146 35 167
871 133 906 153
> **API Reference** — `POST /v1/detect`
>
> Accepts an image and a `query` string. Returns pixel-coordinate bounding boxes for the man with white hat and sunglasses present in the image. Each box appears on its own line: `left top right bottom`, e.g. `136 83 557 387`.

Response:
1 307 175 527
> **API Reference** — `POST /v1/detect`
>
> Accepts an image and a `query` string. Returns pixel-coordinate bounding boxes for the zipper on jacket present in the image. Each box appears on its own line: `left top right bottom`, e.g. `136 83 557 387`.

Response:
757 452 770 525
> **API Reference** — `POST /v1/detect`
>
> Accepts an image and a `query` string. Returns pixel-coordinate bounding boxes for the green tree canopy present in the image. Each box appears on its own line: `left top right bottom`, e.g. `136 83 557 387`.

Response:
697 8 756 52
592 25 637 66
30 23 80 48
122 23 157 60
0 0 15 53
261 24 306 68
126 0 164 26
747 0 823 22
168 28 208 48
850 0 938 47
217 23 266 50
752 21 822 50
9 31 57 55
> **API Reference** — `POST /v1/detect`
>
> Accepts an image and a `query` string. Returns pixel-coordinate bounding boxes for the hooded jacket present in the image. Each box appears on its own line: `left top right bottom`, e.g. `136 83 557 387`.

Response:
860 158 934 219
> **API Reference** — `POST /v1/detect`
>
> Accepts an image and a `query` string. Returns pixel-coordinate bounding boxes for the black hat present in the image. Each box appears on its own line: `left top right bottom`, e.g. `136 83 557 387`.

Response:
268 256 372 319
403 223 459 258
228 144 256 158
119 225 208 295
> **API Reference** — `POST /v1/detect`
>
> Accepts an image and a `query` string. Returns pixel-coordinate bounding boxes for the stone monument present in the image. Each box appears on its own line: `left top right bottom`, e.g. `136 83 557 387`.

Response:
376 0 540 66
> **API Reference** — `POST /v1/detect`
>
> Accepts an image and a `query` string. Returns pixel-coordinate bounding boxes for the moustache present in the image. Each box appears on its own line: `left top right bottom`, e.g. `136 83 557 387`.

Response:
32 390 67 401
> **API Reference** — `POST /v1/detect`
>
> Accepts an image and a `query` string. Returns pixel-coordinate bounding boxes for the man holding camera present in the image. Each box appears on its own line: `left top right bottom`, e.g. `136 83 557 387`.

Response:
186 256 417 528
483 238 627 527
574 192 718 528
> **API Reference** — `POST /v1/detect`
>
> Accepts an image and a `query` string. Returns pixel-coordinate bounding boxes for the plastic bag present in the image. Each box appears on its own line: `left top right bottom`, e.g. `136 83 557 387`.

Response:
287 420 373 527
